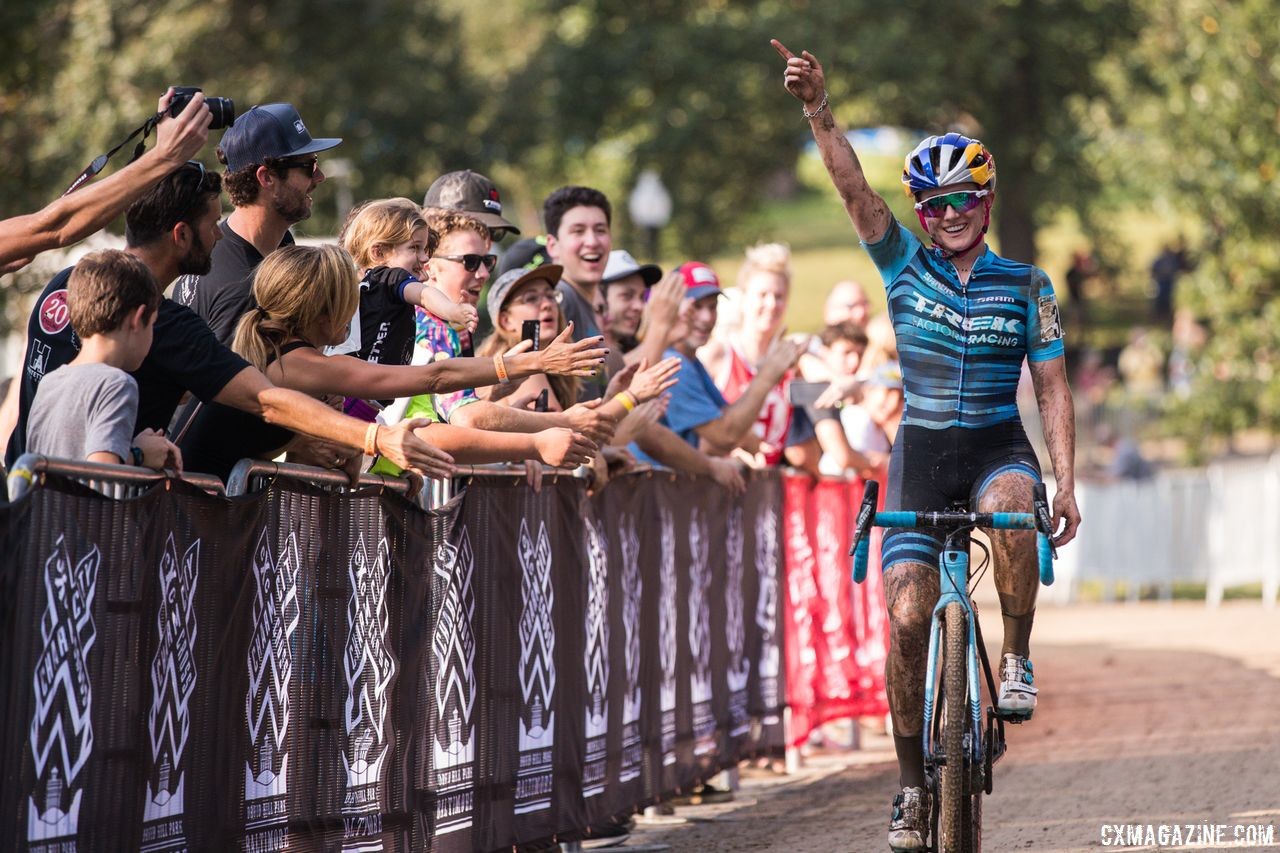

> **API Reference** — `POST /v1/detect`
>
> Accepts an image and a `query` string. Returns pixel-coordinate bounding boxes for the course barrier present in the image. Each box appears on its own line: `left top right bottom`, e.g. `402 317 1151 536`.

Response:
781 473 889 747
1048 455 1280 607
0 462 797 851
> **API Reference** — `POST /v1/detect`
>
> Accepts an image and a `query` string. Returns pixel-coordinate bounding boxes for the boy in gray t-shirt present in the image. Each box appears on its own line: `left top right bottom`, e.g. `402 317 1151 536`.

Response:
25 250 180 471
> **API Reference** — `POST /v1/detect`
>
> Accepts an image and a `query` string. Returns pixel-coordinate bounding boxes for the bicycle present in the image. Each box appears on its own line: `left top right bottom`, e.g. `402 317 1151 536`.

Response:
849 480 1057 853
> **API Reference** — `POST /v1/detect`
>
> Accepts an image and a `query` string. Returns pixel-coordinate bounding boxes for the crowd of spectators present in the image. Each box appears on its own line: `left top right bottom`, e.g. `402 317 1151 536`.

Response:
0 95 906 504
0 91 922 850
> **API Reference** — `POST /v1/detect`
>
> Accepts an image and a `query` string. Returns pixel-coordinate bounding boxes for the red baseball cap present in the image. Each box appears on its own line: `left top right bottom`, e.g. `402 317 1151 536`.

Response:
677 261 724 301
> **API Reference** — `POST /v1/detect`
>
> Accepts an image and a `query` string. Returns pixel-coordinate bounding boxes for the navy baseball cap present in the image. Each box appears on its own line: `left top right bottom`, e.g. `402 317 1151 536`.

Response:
218 103 342 171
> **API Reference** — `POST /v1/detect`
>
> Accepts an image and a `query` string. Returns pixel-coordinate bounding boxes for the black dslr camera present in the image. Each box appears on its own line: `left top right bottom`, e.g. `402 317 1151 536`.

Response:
168 86 236 129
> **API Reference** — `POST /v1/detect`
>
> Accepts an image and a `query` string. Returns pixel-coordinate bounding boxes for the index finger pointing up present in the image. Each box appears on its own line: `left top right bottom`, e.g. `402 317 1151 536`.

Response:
770 38 795 61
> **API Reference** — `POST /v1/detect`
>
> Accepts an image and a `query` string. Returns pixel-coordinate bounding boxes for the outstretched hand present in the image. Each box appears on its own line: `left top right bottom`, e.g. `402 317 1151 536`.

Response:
770 40 826 107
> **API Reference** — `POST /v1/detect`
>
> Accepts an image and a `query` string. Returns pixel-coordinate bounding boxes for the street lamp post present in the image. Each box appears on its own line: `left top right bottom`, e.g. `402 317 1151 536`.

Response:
628 170 672 263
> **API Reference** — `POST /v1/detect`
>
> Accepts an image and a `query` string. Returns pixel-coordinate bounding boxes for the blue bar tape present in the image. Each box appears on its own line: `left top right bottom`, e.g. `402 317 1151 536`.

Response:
875 511 917 528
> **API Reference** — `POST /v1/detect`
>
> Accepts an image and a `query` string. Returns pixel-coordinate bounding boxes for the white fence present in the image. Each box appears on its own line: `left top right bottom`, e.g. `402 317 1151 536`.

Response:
1045 455 1280 607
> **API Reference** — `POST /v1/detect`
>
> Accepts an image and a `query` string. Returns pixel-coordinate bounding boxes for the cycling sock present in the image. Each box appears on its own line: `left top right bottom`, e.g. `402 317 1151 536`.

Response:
1000 606 1035 659
894 734 927 789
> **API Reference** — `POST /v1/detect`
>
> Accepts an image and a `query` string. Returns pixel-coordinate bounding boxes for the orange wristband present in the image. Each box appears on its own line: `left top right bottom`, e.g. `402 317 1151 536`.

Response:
364 422 380 457
494 354 509 383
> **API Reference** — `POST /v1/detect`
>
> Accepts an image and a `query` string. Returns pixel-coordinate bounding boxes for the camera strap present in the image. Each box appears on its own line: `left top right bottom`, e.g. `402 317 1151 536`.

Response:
62 112 162 196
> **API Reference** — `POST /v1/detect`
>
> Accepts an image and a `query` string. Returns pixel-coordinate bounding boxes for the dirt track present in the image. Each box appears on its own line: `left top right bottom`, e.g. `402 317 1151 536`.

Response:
628 603 1280 852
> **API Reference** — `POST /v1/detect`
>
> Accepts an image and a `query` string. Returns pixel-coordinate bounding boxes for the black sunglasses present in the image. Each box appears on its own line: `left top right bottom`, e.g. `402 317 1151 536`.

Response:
271 155 320 178
436 253 498 273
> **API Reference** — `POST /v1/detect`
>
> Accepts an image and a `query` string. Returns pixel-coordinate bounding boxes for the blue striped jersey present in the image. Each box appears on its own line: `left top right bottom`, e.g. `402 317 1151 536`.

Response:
863 222 1064 429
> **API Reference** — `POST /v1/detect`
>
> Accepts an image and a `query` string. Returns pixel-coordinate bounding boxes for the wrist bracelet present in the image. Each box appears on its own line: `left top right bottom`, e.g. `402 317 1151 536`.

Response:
802 91 829 119
614 391 637 412
494 353 510 384
130 446 143 466
364 423 380 457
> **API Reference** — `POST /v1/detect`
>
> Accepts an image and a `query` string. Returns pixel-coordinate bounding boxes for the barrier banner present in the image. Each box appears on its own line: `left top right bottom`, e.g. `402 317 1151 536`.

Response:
0 469 786 852
782 475 889 746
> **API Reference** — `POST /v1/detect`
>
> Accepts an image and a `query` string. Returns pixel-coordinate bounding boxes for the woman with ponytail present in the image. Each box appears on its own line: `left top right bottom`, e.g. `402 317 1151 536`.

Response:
178 244 606 480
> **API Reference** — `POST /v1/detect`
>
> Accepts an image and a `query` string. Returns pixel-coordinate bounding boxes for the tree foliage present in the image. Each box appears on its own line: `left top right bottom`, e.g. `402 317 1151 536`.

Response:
1092 0 1280 439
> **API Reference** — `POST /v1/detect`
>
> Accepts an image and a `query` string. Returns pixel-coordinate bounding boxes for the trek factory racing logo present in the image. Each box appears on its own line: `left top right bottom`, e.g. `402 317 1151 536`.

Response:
28 535 101 846
142 535 201 853
908 289 1024 348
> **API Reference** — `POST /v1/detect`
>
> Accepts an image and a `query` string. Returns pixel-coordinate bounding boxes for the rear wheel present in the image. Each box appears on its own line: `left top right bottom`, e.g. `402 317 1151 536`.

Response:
938 602 982 852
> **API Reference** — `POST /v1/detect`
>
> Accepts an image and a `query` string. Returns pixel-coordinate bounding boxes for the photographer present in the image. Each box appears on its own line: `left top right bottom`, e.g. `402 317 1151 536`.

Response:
0 89 212 275
174 103 342 344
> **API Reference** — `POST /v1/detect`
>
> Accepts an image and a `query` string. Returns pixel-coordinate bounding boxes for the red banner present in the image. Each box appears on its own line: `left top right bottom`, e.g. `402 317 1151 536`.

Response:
782 474 889 746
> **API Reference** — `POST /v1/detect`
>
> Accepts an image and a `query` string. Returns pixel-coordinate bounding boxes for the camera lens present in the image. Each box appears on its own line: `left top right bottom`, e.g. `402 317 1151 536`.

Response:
205 97 236 130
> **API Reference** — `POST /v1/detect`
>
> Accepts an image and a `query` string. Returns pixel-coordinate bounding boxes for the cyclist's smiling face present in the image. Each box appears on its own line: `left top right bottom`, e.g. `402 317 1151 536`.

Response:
918 181 990 255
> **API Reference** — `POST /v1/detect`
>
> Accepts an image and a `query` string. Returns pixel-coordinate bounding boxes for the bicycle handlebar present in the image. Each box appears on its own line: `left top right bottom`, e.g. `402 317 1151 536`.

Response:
850 480 1056 586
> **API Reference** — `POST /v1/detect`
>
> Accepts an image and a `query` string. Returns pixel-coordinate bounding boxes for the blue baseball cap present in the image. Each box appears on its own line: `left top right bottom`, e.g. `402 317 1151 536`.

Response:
218 103 342 171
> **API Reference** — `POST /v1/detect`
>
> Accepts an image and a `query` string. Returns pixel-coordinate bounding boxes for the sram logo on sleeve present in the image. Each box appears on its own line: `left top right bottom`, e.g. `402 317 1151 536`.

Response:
38 289 71 335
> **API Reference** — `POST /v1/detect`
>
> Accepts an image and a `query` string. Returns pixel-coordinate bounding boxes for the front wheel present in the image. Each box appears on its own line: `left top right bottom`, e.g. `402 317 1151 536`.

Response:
938 602 981 852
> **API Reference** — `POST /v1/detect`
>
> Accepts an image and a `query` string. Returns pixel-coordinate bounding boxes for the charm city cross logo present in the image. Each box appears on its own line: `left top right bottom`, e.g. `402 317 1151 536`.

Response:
341 535 395 851
658 506 678 765
28 535 101 845
617 514 643 783
430 531 477 836
582 518 609 797
142 535 201 853
724 507 750 737
688 510 716 755
754 504 781 717
516 518 555 815
39 289 71 335
244 531 300 844
342 535 395 785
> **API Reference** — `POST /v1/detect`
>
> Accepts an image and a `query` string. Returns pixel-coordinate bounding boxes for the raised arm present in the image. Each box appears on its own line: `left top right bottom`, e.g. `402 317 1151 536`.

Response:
770 40 894 245
0 90 212 272
1028 356 1081 547
695 337 804 453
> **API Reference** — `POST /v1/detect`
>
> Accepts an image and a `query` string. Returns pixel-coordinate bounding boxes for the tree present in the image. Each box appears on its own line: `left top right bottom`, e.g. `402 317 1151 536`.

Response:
1088 0 1280 443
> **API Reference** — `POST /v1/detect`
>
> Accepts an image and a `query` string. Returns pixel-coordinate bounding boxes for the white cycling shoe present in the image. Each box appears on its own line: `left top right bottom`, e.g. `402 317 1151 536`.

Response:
888 785 930 851
997 653 1038 718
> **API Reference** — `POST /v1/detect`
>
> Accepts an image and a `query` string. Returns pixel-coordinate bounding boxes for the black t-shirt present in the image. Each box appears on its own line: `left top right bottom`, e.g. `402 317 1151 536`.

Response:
173 219 294 345
5 267 251 469
357 266 418 369
178 342 309 481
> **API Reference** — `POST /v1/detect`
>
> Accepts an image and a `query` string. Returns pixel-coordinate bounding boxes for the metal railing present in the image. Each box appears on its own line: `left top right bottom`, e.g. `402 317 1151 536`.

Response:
225 459 412 497
5 453 225 501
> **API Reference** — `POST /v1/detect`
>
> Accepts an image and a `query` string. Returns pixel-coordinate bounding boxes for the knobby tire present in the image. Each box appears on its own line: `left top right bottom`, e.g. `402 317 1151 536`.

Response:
939 601 981 852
